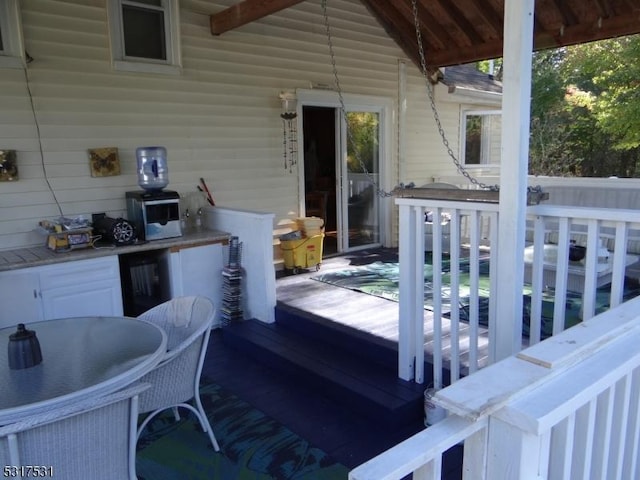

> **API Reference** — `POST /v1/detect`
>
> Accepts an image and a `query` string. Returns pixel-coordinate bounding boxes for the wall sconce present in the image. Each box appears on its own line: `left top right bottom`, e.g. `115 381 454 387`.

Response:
279 91 298 173
279 91 297 120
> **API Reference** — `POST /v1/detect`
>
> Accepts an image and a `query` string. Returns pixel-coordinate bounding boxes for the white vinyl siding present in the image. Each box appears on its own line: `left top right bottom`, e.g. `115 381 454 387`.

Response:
0 0 464 250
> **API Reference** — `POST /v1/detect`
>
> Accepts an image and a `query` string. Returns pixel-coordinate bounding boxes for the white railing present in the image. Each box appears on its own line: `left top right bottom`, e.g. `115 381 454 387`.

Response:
397 198 499 385
396 197 640 387
350 296 640 480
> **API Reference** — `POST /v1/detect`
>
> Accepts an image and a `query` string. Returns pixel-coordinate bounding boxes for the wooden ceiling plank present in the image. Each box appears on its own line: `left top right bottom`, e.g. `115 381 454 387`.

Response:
210 0 306 35
465 0 503 38
360 0 422 67
396 0 452 52
430 0 484 45
620 0 640 12
427 5 640 67
535 13 640 50
427 38 505 67
548 0 580 26
593 0 615 18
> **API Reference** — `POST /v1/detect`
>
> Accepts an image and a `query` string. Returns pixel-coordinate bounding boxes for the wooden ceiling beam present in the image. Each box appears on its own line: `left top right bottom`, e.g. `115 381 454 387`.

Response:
210 0 307 35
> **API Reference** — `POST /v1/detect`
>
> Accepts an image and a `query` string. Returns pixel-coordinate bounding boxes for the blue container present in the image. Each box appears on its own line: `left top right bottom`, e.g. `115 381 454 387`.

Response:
136 146 169 191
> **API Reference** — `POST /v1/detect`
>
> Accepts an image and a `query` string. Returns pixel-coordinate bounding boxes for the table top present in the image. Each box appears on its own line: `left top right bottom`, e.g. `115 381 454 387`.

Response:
0 316 167 425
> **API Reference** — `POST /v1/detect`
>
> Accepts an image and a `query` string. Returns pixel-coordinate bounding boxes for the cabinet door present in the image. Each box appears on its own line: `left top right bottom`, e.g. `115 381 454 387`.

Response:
169 243 223 323
38 256 124 319
0 269 43 328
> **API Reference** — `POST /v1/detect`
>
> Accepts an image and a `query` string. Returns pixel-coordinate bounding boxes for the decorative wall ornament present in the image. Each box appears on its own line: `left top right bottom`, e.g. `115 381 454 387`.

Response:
279 91 298 173
0 150 18 181
88 147 120 177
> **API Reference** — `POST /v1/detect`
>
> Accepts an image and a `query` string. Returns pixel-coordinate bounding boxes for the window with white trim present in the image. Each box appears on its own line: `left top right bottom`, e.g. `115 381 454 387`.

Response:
461 110 502 166
0 0 25 69
108 0 181 75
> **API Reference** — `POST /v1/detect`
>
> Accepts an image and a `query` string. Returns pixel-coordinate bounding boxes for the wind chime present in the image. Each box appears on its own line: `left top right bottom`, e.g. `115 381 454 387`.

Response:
279 91 298 173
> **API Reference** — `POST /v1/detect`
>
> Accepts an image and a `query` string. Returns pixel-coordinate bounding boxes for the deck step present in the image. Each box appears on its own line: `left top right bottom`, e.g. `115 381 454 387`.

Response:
274 301 402 370
221 317 425 430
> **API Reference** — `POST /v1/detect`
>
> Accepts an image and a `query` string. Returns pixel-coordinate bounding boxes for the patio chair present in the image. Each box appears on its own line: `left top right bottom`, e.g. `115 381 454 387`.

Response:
0 382 149 480
136 296 220 451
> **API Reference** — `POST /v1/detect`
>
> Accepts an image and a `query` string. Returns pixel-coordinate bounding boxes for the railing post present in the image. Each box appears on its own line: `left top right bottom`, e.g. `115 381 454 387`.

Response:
485 417 548 479
398 203 421 381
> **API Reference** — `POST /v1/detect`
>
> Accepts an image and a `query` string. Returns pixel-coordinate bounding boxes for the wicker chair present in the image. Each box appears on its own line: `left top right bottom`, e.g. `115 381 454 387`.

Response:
0 383 149 480
136 296 220 451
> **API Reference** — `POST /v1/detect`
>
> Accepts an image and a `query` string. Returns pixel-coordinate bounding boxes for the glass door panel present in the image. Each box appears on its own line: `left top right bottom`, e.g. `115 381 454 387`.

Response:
340 111 380 250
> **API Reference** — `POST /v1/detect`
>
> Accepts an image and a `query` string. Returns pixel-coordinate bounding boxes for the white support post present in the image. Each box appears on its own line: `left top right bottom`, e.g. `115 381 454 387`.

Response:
414 207 426 384
495 0 535 360
398 203 417 381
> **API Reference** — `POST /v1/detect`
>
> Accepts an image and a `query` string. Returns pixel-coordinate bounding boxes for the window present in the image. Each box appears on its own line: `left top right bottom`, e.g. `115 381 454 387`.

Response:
461 110 502 166
0 0 25 69
108 0 181 75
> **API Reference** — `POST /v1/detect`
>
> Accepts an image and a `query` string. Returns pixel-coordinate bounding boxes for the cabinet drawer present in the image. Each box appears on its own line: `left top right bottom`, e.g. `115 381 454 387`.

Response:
38 256 120 290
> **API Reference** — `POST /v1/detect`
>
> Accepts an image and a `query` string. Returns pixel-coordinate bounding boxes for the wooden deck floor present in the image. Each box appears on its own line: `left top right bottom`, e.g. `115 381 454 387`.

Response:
276 247 491 374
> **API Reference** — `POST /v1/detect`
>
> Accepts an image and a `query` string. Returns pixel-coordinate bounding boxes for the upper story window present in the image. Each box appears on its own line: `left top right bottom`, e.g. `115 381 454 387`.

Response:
108 0 181 75
0 0 25 69
461 110 502 166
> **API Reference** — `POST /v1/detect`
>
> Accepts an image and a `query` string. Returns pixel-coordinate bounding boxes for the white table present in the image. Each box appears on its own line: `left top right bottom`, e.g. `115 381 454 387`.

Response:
0 316 167 425
523 244 639 293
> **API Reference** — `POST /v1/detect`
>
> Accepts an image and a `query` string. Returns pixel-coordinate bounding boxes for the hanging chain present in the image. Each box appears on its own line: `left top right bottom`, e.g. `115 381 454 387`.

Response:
321 0 394 197
410 0 497 191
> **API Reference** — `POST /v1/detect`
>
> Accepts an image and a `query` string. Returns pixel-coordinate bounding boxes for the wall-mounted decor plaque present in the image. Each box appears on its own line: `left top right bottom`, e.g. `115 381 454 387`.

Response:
0 150 18 181
88 147 120 177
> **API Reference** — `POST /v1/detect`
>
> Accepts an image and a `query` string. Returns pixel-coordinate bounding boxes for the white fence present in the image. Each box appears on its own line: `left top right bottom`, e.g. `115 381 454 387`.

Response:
350 296 640 480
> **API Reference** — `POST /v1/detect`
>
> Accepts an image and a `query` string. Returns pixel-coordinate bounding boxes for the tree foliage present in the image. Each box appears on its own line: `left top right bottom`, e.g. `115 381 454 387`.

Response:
346 112 379 173
528 35 640 177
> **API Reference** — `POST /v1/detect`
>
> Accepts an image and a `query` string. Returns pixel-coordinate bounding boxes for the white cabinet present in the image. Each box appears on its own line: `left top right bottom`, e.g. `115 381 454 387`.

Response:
168 242 224 325
0 269 43 327
38 256 124 319
0 256 123 328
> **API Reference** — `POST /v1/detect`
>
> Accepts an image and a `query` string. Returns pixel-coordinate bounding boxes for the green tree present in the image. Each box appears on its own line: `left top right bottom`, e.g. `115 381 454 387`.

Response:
529 36 640 177
529 49 583 175
346 112 379 173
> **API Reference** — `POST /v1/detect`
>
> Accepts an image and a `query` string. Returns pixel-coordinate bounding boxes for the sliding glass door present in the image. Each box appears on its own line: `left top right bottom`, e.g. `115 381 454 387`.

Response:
298 89 391 255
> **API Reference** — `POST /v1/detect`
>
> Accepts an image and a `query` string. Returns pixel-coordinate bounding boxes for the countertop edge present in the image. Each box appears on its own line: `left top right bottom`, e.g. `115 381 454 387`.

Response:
0 229 231 272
